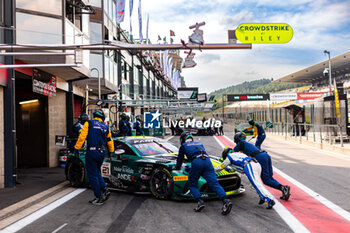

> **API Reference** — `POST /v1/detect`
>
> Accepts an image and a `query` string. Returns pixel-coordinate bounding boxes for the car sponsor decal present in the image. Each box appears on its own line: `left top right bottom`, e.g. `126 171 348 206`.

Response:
109 175 128 189
113 165 134 174
101 162 111 177
140 174 150 180
117 173 135 181
173 176 188 181
131 139 155 144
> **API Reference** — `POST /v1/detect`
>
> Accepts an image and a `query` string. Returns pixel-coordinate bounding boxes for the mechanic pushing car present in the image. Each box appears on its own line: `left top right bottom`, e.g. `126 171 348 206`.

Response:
175 132 233 215
68 113 89 150
245 120 266 150
233 132 291 201
215 147 275 209
134 115 144 136
74 109 115 205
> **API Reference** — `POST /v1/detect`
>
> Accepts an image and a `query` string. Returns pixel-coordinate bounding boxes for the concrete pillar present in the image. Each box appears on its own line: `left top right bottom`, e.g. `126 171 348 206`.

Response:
48 90 66 167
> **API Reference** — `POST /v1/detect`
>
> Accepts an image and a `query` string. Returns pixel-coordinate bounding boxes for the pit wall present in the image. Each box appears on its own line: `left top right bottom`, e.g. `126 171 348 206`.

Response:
266 132 350 156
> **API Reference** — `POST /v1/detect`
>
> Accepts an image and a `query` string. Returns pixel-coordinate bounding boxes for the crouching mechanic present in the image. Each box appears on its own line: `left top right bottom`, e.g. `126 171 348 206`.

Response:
74 109 115 205
215 147 275 209
233 132 291 201
175 132 232 215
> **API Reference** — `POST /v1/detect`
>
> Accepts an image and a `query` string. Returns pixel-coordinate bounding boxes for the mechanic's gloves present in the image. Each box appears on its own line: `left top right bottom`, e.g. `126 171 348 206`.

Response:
225 167 232 172
74 149 79 157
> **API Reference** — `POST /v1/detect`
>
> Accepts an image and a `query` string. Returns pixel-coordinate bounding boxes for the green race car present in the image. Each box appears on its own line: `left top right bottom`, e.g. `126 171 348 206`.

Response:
65 136 244 200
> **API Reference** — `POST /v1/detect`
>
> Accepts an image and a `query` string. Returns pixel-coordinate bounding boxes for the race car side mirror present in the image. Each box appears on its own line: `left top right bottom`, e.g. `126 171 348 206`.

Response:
115 149 125 155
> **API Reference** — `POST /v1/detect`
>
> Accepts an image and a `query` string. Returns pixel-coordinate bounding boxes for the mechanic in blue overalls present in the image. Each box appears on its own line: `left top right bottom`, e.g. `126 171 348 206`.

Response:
134 115 144 136
245 120 266 150
126 115 132 136
214 147 275 209
175 132 233 215
119 113 129 136
68 113 89 150
75 109 115 205
232 132 291 201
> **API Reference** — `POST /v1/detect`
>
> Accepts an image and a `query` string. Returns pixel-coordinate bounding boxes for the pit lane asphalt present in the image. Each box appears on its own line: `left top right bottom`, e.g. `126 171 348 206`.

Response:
15 136 293 233
225 132 350 213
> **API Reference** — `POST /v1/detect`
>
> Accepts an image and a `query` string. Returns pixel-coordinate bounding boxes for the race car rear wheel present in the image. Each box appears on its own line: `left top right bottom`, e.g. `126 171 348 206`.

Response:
150 167 173 199
67 158 85 188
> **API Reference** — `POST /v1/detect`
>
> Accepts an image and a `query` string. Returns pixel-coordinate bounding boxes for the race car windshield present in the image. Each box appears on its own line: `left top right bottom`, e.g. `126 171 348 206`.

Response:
133 142 174 156
159 142 179 153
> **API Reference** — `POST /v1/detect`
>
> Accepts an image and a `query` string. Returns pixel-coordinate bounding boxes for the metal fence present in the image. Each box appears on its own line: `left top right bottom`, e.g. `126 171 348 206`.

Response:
231 120 348 147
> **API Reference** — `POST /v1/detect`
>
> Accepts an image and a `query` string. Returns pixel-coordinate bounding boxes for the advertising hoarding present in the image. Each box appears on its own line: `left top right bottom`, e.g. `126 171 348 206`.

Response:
197 93 207 102
32 68 56 97
227 94 269 102
177 87 198 100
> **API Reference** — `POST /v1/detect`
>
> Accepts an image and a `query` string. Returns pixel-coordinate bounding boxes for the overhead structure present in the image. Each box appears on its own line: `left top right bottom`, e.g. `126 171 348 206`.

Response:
0 42 252 51
274 51 350 84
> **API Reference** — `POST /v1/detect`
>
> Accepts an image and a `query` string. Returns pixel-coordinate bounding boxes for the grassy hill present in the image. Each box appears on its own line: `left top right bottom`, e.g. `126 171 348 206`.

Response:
210 78 307 108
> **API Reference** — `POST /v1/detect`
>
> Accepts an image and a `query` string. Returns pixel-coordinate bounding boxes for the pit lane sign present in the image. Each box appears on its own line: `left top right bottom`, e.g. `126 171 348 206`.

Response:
227 94 269 102
235 23 293 44
32 68 56 97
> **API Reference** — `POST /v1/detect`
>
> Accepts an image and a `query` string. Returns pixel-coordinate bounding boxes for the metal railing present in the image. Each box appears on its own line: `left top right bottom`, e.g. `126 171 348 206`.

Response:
230 120 348 147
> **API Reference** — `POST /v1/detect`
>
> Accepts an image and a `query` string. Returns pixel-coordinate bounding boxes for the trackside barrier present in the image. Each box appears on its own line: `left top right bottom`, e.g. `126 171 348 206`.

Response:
231 120 347 147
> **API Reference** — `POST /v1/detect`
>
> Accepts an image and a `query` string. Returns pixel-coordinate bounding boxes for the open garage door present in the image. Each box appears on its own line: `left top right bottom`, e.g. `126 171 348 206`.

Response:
16 76 48 168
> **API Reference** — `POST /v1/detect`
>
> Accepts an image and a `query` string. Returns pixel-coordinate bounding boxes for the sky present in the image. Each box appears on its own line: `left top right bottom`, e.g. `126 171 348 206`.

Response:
120 0 350 94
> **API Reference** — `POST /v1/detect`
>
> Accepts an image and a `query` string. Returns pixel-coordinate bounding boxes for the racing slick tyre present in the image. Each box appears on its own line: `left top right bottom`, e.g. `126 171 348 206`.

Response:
150 167 174 199
67 158 85 188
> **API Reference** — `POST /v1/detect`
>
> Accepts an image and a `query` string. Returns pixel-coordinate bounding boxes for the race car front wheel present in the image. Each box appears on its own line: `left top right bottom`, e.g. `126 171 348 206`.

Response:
67 158 85 188
150 167 174 199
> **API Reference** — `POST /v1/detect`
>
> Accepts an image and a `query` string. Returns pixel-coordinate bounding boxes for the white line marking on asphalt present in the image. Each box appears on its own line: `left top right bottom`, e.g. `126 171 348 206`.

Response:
216 135 310 233
224 134 350 223
273 166 350 222
272 199 310 233
166 136 174 141
1 189 86 233
51 223 68 233
213 135 225 148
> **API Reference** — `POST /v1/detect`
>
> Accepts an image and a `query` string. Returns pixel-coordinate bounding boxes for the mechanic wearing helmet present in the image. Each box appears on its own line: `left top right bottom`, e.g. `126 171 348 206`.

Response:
175 132 233 215
74 109 115 205
73 113 89 136
69 113 89 150
134 115 144 136
245 120 265 150
233 132 291 201
119 113 128 136
214 147 275 209
126 115 132 136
